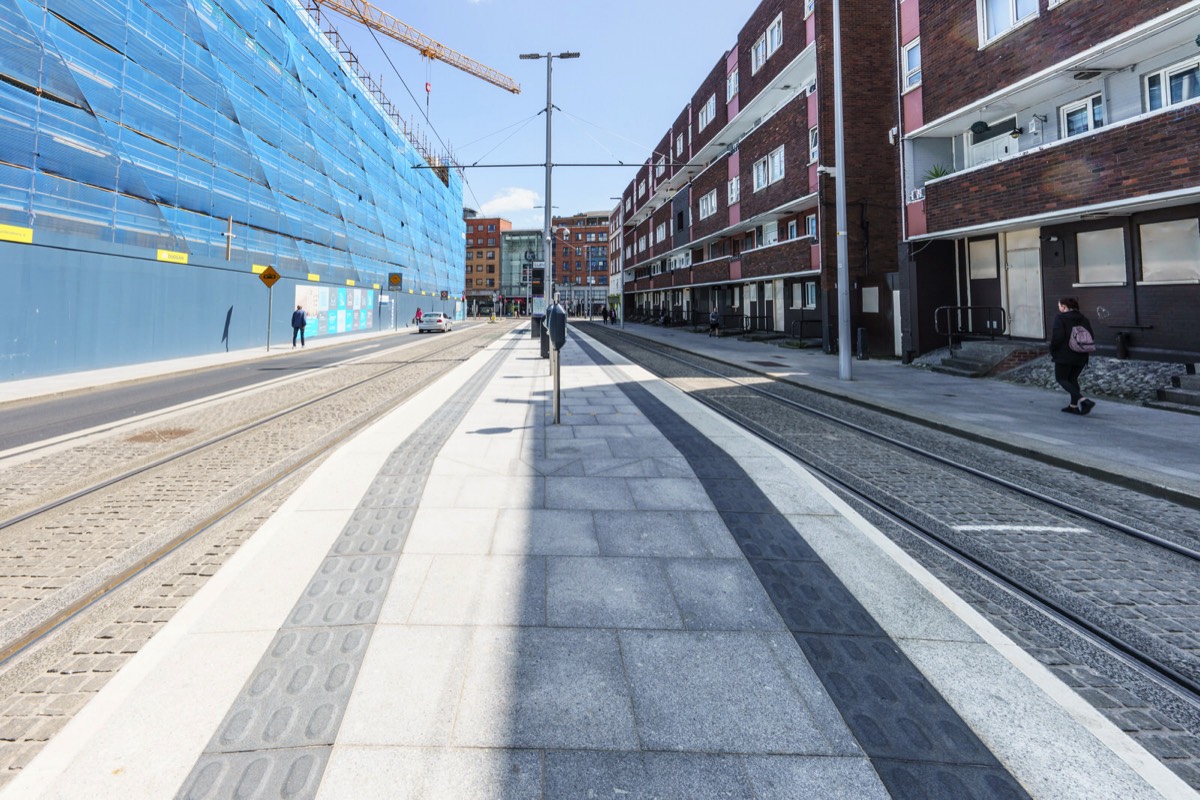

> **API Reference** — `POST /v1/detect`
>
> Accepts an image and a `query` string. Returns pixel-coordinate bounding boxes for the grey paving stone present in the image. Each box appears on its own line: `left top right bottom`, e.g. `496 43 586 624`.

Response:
628 477 717 511
664 558 787 631
543 750 754 799
545 476 636 510
544 436 613 459
405 555 546 627
742 755 889 800
180 746 330 800
492 509 600 555
753 559 881 635
595 510 740 558
318 746 542 800
452 628 638 750
546 557 683 629
873 758 1030 800
619 630 833 754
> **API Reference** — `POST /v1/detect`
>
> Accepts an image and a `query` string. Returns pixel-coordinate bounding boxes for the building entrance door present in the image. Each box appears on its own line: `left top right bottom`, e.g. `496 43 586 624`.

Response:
1004 229 1044 339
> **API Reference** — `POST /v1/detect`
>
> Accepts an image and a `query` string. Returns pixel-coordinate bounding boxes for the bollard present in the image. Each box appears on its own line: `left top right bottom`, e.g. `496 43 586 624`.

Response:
1115 331 1129 360
856 327 869 360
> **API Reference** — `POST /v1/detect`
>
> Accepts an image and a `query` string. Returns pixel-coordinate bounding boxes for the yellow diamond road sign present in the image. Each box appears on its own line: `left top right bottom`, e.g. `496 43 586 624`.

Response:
259 266 280 288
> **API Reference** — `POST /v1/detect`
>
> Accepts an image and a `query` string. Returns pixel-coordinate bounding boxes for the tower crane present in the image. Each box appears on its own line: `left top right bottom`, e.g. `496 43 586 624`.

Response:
309 0 521 95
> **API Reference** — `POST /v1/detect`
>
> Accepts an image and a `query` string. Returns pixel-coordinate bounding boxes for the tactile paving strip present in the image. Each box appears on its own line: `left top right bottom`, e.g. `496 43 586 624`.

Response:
175 335 519 800
574 336 1032 800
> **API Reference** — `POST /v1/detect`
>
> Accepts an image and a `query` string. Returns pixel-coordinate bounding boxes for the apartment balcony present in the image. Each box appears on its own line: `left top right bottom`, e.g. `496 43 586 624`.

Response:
739 237 812 279
921 102 1200 236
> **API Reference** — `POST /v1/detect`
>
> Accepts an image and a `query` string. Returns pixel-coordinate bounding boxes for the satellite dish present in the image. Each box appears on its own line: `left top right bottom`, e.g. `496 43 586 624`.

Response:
970 121 989 135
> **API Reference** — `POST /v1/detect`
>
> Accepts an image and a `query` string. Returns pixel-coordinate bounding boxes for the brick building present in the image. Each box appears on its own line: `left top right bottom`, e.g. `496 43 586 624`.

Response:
463 210 510 313
899 0 1200 362
617 0 900 354
551 212 611 314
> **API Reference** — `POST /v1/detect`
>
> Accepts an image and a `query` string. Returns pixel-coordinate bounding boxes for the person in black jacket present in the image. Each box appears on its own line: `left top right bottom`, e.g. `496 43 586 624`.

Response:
291 305 307 348
1049 296 1095 415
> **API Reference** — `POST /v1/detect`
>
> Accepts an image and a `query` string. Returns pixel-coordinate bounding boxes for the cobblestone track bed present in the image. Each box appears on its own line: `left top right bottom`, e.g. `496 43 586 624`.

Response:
0 325 510 684
586 325 1200 790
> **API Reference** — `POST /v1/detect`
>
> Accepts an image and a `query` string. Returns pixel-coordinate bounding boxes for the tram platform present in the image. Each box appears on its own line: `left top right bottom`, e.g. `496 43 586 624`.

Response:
0 324 1195 799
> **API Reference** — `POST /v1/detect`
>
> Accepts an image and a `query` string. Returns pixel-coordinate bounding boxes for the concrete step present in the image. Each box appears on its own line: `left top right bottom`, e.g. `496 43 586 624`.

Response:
930 363 987 378
1144 399 1200 417
1156 387 1200 406
1170 374 1200 390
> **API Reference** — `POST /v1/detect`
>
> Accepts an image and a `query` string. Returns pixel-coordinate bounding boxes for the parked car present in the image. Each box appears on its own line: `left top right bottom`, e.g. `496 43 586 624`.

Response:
417 311 453 333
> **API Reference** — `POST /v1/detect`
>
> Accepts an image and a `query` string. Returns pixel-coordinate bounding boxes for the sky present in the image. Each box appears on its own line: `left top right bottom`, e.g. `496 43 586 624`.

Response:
325 0 758 230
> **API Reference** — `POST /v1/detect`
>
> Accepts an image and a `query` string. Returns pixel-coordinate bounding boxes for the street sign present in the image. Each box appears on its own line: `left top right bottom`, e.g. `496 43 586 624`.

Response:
439 290 448 300
388 272 402 291
259 266 280 288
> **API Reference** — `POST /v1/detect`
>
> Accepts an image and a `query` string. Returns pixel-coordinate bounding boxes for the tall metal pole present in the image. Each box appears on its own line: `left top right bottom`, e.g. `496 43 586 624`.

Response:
543 54 553 299
832 0 852 380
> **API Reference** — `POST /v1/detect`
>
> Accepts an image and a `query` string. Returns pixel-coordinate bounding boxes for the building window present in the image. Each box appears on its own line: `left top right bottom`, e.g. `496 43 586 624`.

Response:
806 214 817 239
1139 218 1200 284
698 189 718 220
1061 94 1104 137
655 222 666 243
675 133 684 155
727 68 739 101
698 94 716 130
655 156 665 177
968 238 998 280
805 0 815 17
787 219 798 239
1145 59 1200 112
980 0 1037 44
625 197 631 212
487 237 495 246
1075 229 1126 285
903 39 921 90
465 252 473 260
728 176 740 204
767 14 783 57
487 224 496 232
751 34 768 74
487 278 495 287
487 251 495 259
809 127 819 163
768 146 785 183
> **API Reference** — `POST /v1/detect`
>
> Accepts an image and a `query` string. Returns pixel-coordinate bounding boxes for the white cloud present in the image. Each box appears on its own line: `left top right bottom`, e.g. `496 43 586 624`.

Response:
479 187 540 217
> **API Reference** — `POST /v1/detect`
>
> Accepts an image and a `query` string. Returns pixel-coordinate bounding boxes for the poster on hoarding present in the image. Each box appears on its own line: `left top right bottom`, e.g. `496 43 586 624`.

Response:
294 285 375 337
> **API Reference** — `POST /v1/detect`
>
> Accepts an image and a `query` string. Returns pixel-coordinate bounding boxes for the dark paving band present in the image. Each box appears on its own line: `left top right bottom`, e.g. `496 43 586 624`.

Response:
574 335 1031 800
175 334 520 800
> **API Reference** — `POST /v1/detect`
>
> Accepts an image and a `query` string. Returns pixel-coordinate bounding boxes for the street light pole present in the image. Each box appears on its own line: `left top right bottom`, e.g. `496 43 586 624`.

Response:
832 0 852 380
519 50 579 306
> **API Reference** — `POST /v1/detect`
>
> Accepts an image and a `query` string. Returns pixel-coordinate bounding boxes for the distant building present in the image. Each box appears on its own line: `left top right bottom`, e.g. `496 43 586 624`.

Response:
552 212 610 313
898 0 1200 363
500 229 541 316
616 0 899 352
464 211 511 313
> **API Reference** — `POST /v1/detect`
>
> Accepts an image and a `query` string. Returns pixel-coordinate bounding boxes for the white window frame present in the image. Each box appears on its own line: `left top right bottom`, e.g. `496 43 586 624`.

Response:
805 213 817 239
726 68 739 102
1144 58 1200 113
727 175 740 205
903 39 921 90
698 94 716 130
808 127 819 163
768 145 785 184
698 189 718 220
1060 94 1104 137
766 14 783 58
655 222 666 243
805 0 815 18
753 156 768 191
655 156 665 177
675 133 683 156
751 34 768 74
787 219 798 239
637 179 646 198
978 0 1038 46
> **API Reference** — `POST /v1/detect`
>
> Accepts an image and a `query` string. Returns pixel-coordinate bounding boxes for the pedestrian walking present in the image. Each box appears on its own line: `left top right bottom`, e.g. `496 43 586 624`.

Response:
291 305 307 348
414 307 423 326
708 308 720 337
601 306 609 325
1049 296 1096 415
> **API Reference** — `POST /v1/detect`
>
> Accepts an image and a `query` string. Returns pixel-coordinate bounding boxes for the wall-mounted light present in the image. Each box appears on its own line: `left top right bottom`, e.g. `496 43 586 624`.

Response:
1028 113 1047 135
1009 127 1024 139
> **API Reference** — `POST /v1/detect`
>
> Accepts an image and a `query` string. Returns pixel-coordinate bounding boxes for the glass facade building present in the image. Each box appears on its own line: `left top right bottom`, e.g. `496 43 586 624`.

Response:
0 0 464 378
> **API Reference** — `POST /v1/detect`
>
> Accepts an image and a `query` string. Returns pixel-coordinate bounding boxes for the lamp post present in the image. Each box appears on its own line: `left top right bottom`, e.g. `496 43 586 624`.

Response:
519 51 579 307
832 0 852 380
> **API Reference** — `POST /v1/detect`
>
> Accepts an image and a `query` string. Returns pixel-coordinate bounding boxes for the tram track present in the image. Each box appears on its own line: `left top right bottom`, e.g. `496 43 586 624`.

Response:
0 323 516 675
584 326 1200 725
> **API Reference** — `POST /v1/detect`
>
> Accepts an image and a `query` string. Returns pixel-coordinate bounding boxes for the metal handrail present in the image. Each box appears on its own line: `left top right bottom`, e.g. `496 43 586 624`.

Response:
934 305 1008 351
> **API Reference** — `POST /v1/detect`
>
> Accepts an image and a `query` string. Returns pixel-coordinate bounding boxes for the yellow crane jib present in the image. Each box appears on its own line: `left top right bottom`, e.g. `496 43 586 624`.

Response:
311 0 521 94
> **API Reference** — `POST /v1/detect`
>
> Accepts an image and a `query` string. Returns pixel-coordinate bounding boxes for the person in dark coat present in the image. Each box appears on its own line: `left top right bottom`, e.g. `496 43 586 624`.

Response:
291 305 307 348
1049 296 1095 415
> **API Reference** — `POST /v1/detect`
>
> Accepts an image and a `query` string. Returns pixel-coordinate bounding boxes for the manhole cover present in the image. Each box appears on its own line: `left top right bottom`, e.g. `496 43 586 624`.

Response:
125 428 195 443
749 360 785 367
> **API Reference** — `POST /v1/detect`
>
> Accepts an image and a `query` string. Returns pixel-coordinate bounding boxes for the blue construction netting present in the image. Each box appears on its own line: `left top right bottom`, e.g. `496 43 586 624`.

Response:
0 0 464 293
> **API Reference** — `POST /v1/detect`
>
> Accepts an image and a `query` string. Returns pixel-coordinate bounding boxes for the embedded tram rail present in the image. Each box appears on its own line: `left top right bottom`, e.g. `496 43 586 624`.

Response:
0 323 519 785
581 323 1200 790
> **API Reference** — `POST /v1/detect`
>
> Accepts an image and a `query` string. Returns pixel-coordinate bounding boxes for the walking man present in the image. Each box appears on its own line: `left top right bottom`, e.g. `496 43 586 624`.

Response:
291 305 307 348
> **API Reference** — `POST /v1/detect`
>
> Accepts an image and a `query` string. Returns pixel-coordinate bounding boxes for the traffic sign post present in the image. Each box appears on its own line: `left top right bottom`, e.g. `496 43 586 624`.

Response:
259 266 281 350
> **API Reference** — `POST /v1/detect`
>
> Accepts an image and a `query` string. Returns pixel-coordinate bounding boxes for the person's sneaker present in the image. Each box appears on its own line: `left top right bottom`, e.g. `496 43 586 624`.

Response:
1080 398 1095 415
1062 405 1081 414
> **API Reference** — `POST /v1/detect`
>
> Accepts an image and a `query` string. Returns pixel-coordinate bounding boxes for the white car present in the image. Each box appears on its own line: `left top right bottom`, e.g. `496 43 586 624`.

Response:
417 312 453 333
